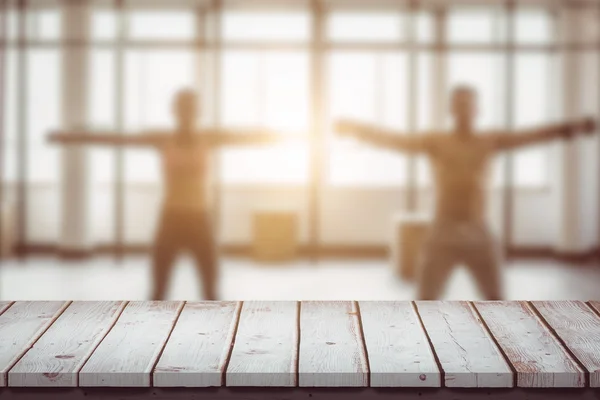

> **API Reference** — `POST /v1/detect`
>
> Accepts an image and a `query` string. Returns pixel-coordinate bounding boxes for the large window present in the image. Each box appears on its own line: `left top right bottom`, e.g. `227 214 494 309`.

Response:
219 10 311 184
220 50 310 184
1 0 591 249
327 52 409 186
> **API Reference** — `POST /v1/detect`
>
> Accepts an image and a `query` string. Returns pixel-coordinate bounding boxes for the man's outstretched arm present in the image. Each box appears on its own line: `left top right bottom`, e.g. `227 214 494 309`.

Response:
334 119 432 154
48 129 170 148
203 128 306 147
491 117 597 151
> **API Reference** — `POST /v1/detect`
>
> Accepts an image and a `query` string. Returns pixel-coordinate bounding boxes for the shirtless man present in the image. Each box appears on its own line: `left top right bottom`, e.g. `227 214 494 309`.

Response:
335 86 597 300
50 89 296 300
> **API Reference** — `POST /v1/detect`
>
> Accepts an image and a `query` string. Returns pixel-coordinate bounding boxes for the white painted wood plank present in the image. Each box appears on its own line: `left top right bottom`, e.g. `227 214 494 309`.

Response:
79 301 183 387
8 301 127 387
359 301 440 387
0 301 69 387
532 301 600 387
415 301 512 388
298 301 368 387
475 301 585 388
154 302 240 387
226 301 298 387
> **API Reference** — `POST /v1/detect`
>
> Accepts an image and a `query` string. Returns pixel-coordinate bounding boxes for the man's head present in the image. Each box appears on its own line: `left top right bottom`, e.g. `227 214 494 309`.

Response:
451 85 478 133
173 89 199 133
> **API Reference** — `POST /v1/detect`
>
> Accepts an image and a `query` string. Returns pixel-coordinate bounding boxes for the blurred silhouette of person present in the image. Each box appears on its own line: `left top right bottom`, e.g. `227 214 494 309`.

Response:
50 89 297 300
335 85 597 300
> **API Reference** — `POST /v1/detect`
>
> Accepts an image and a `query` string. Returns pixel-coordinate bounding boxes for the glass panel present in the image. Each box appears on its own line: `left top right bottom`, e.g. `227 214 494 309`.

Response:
516 8 552 45
512 54 552 187
89 49 116 184
28 49 61 182
27 49 62 243
88 49 116 244
1 5 61 41
328 52 408 186
92 9 117 41
129 11 196 40
28 8 61 40
416 11 434 43
448 8 504 44
124 49 196 184
327 11 404 42
220 51 310 184
222 11 310 42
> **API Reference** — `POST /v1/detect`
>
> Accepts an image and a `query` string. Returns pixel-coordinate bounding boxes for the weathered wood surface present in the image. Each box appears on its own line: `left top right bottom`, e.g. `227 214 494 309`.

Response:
532 301 600 387
9 301 126 387
358 301 440 387
78 301 183 387
415 301 513 388
0 301 598 389
226 301 299 387
298 301 369 387
0 302 69 387
154 302 241 388
475 301 585 388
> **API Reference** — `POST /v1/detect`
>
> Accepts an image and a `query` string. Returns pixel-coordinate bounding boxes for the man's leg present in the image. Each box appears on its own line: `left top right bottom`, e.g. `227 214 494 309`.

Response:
150 212 179 301
188 213 219 301
462 236 504 301
416 242 457 300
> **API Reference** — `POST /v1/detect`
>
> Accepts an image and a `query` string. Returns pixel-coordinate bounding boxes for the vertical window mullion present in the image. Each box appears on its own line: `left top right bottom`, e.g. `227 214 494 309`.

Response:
406 1 418 212
309 0 324 260
16 0 26 256
433 7 446 132
0 0 8 259
597 1 600 250
503 0 516 254
210 0 223 240
114 0 126 259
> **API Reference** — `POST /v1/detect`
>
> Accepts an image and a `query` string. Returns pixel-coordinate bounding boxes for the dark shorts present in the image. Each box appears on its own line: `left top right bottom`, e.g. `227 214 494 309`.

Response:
416 222 504 300
150 208 218 300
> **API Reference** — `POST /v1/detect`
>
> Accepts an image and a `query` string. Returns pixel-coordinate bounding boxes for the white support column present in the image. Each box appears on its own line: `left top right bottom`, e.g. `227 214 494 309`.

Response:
555 6 584 254
59 1 91 254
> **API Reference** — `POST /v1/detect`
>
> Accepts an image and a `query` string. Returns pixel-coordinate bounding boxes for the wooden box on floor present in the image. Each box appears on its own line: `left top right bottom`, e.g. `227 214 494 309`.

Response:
252 211 298 263
392 213 431 280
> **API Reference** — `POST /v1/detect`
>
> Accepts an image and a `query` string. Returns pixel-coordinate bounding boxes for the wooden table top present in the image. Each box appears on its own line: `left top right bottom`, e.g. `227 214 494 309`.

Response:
0 301 599 389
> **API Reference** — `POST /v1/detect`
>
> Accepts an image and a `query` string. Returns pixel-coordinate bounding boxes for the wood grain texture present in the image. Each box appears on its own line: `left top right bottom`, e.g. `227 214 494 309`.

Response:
298 301 368 387
79 301 184 387
587 301 600 315
226 301 298 387
154 302 241 387
415 301 512 388
0 301 69 387
8 301 127 387
358 301 440 387
475 301 585 388
532 301 600 387
0 302 13 316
